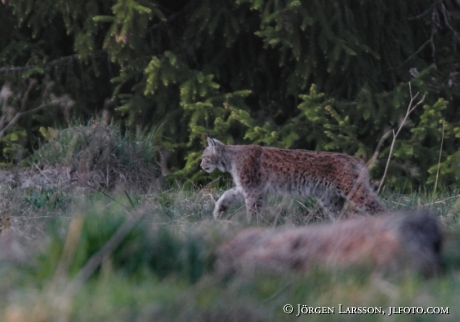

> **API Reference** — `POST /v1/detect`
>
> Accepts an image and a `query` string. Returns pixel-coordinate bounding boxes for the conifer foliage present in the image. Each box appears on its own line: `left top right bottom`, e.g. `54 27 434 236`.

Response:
0 0 460 188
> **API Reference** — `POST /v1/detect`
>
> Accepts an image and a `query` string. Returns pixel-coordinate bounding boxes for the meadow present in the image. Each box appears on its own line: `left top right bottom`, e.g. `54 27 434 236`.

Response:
0 124 459 322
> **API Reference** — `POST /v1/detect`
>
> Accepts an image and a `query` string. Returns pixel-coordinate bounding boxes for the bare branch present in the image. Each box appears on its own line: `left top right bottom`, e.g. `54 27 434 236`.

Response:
433 119 445 196
407 3 435 20
401 39 432 68
0 51 105 75
377 130 396 194
0 54 82 74
377 83 426 194
0 84 12 132
401 0 460 66
20 79 37 112
0 102 52 139
366 127 392 170
440 2 460 43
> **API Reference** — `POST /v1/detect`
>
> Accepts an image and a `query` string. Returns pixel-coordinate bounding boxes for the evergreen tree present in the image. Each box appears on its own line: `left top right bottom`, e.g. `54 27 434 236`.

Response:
0 0 459 189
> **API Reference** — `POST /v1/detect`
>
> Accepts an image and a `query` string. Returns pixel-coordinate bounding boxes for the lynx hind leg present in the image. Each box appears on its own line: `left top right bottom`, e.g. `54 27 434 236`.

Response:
213 188 244 219
343 178 386 215
343 164 386 215
349 185 386 214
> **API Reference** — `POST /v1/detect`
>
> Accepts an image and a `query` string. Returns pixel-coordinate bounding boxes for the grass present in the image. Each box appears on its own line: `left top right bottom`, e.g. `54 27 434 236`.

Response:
30 122 162 192
0 184 459 322
1 123 460 321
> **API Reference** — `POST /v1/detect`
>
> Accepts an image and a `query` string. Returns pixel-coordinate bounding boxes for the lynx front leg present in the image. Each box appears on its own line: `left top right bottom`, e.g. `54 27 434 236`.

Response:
243 191 264 222
213 187 244 219
317 191 346 218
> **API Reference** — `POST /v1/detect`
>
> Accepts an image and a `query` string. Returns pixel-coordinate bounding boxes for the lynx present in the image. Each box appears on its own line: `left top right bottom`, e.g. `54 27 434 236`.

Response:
200 137 385 220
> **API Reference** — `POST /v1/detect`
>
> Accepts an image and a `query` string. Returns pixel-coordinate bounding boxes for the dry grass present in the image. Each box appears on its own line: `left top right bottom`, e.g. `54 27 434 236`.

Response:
31 122 162 192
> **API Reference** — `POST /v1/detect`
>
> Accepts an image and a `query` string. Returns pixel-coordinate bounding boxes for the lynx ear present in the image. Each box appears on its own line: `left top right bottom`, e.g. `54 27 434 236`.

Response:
207 137 216 147
207 136 225 148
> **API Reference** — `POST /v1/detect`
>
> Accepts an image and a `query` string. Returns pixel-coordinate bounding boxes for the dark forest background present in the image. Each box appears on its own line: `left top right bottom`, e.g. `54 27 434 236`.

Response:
1 0 460 189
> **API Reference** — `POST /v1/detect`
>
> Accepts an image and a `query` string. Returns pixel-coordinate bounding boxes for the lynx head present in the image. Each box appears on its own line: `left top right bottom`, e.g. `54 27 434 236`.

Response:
201 137 227 173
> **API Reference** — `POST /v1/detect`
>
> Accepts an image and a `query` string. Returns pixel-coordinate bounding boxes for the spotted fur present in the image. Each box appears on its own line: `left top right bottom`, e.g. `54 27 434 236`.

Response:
200 137 385 220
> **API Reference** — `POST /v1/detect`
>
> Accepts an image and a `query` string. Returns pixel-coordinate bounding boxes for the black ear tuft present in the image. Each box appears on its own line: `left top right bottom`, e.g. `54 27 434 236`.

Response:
207 137 215 147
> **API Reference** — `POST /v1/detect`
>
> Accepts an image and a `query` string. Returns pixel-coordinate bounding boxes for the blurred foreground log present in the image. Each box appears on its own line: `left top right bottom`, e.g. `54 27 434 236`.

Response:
216 211 443 277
